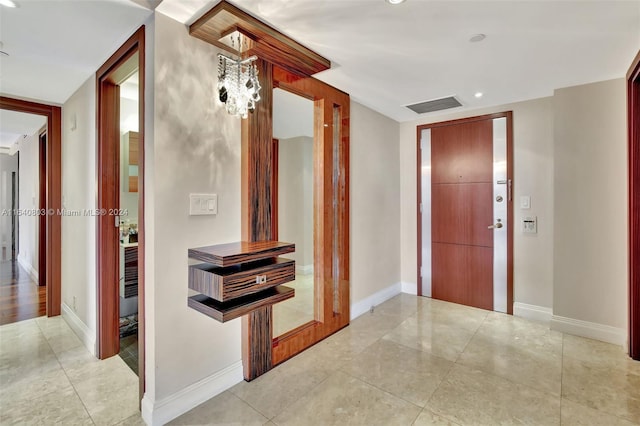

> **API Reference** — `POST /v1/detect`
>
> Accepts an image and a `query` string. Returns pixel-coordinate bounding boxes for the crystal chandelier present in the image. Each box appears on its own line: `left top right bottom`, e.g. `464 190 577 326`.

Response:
217 53 261 119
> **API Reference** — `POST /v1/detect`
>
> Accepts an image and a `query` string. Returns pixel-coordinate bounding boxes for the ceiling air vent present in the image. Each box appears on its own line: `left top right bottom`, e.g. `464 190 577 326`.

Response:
406 96 462 114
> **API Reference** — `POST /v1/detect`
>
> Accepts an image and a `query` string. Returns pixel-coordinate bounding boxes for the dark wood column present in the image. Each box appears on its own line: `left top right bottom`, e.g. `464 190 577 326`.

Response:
240 58 275 380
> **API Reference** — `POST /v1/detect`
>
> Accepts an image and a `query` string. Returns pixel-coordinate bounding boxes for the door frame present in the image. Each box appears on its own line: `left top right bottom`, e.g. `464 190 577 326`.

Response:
38 130 47 286
628 50 640 360
416 112 514 313
0 96 61 317
96 26 146 399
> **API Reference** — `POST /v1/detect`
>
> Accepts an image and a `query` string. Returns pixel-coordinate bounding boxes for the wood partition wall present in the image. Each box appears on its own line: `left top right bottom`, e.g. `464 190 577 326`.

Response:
189 0 350 380
0 96 62 317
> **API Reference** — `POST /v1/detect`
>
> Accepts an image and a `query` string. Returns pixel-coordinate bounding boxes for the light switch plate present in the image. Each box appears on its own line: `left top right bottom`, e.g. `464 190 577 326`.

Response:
520 196 531 209
189 194 218 216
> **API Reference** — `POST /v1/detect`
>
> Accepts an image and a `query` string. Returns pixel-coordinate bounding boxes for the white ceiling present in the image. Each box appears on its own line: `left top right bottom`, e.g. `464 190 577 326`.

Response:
0 0 152 105
0 110 46 148
0 1 637 125
158 0 640 122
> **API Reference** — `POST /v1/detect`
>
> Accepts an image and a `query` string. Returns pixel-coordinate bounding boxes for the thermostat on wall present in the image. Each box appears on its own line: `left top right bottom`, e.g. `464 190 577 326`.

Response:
522 216 537 234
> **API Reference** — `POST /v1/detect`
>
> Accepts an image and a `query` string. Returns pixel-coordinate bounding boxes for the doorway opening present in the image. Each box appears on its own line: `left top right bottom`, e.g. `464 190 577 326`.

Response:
417 112 513 313
96 26 145 400
0 97 62 322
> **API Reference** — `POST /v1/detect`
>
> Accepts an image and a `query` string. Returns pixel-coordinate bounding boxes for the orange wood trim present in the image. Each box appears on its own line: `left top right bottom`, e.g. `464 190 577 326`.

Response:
416 125 422 296
0 96 62 317
38 131 47 287
270 66 350 367
628 50 640 360
96 26 146 402
189 0 330 77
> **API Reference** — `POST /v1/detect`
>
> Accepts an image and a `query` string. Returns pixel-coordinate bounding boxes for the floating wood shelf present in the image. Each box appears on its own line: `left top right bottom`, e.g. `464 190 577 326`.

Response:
188 241 294 267
189 0 330 77
187 240 295 324
188 286 294 323
190 258 294 302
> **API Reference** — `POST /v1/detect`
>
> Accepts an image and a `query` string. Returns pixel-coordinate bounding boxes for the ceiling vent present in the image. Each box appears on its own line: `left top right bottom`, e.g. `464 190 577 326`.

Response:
406 96 462 114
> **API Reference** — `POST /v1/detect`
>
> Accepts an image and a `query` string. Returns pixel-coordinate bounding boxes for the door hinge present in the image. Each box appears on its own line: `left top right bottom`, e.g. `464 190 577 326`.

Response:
115 215 120 228
420 266 424 277
420 203 423 214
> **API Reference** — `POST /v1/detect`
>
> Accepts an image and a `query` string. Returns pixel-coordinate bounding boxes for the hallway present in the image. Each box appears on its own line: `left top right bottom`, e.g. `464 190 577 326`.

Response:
0 260 45 325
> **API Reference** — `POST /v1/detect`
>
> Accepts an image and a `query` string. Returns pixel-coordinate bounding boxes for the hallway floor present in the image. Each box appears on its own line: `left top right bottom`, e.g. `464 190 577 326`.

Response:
0 315 141 425
1 294 638 425
0 260 45 325
171 294 640 426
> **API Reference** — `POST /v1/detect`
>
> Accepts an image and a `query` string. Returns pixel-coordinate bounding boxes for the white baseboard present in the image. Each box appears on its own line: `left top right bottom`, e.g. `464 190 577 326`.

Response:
513 302 552 324
350 282 401 321
141 361 243 426
550 315 626 347
401 281 417 295
295 264 313 275
17 255 38 283
61 303 96 356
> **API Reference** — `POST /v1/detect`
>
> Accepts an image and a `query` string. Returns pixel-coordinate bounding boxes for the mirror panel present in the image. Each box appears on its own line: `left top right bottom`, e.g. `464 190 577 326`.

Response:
272 88 315 337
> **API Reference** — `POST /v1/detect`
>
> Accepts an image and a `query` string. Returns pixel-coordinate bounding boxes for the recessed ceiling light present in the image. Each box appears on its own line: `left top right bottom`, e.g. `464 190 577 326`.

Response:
386 0 406 4
0 0 17 7
474 92 483 98
469 34 486 43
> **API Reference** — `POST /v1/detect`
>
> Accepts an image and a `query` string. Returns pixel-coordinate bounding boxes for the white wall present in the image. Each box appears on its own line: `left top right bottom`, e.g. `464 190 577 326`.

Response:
278 136 313 269
400 97 555 310
0 153 18 259
350 101 401 304
17 131 41 279
147 11 243 406
552 79 627 335
61 75 98 348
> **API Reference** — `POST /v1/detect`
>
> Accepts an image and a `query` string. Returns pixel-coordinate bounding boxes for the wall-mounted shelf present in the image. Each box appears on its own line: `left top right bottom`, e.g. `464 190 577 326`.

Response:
187 241 295 323
188 286 294 323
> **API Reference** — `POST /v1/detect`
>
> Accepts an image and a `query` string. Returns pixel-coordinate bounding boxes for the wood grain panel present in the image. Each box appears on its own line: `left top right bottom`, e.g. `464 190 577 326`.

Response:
189 258 295 301
628 49 640 360
189 1 330 77
242 305 273 380
431 119 493 184
432 243 493 310
189 240 294 267
432 183 493 247
128 131 139 165
0 261 46 325
241 59 273 242
189 286 293 323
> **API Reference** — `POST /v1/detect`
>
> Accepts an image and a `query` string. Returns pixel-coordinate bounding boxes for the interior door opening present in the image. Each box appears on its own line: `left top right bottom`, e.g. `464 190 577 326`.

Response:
417 112 513 313
96 26 145 401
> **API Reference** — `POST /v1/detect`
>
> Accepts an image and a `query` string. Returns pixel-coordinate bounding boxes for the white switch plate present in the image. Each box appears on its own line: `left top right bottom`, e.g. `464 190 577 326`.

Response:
522 216 537 234
520 196 531 209
189 194 218 216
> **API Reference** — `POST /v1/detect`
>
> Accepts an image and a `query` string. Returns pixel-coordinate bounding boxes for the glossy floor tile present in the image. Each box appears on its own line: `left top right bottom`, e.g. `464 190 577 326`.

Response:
4 294 640 426
0 315 139 426
176 294 640 426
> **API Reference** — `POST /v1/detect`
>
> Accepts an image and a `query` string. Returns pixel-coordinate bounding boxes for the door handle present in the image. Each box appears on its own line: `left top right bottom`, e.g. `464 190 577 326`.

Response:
488 222 503 229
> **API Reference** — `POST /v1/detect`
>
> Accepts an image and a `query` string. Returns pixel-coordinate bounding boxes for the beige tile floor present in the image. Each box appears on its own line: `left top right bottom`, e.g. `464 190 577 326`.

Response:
173 294 640 426
2 294 639 425
0 315 141 426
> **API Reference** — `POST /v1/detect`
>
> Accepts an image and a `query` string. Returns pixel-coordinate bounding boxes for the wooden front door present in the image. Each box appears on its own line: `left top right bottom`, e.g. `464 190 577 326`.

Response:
419 112 513 313
431 119 494 310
